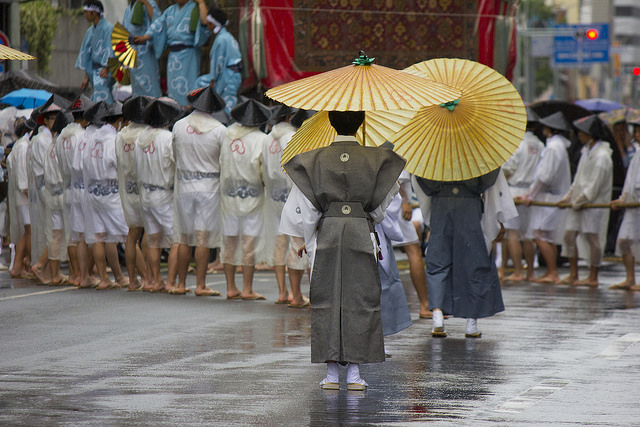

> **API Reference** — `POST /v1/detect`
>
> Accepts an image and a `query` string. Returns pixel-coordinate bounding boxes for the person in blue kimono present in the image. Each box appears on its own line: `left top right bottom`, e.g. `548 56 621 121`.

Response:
76 0 115 104
195 6 242 114
123 0 163 98
132 0 210 106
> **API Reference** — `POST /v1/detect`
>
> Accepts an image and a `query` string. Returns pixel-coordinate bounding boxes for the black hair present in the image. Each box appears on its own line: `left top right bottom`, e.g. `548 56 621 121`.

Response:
14 120 29 138
328 111 364 136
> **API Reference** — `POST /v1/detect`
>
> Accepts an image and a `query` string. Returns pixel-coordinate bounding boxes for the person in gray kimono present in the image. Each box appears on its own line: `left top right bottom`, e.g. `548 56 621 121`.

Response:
284 110 405 391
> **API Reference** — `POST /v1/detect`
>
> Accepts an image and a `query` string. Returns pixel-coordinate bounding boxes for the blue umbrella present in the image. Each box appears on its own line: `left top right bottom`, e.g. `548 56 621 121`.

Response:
574 98 625 113
0 88 52 109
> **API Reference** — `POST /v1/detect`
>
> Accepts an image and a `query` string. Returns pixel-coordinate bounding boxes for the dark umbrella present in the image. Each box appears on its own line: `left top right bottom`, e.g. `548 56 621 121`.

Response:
0 70 58 98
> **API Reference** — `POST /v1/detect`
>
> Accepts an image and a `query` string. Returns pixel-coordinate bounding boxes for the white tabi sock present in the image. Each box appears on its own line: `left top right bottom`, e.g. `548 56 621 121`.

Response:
8 243 15 272
320 362 339 386
433 310 444 328
346 363 367 386
466 318 479 335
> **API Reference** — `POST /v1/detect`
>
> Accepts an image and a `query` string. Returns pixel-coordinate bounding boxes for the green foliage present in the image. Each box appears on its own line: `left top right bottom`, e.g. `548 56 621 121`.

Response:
20 1 77 73
20 1 59 73
520 0 555 28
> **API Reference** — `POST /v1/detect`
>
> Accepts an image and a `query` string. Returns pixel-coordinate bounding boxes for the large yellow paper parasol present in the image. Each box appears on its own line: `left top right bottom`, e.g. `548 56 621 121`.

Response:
265 52 461 111
111 22 137 68
0 44 35 60
281 109 416 165
391 58 526 181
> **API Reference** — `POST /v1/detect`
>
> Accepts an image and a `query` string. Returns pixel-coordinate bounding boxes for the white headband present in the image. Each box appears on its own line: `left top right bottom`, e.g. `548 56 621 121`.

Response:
83 5 103 15
207 15 228 34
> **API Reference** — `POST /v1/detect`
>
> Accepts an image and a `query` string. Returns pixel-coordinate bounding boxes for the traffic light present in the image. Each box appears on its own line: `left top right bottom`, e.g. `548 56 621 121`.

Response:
633 67 640 77
585 28 599 40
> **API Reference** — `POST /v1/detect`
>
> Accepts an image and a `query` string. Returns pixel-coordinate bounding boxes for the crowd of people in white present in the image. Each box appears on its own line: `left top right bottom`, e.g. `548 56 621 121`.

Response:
1 91 639 313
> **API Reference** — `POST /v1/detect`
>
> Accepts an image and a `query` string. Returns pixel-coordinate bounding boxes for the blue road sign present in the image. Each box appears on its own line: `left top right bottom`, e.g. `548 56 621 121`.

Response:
553 23 609 66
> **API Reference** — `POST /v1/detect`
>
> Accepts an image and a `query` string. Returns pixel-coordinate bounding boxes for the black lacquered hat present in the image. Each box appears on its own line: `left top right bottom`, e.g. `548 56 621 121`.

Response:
122 95 154 124
143 97 182 128
230 98 272 127
270 104 294 121
101 101 124 123
66 94 95 115
573 114 605 139
526 107 539 124
289 108 315 129
83 101 109 126
187 86 226 114
539 111 569 132
51 111 74 134
35 94 71 124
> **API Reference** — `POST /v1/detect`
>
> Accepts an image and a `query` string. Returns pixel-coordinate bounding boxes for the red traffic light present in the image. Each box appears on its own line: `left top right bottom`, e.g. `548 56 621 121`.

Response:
633 67 640 77
586 29 599 40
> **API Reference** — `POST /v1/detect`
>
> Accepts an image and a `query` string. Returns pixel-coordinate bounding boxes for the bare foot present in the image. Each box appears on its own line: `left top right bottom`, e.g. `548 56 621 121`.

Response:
68 275 81 286
573 278 598 288
50 274 70 286
127 280 143 291
241 292 266 300
31 265 51 285
288 295 309 306
533 274 559 284
96 280 116 290
609 280 634 290
275 295 290 304
226 291 242 300
116 277 130 289
10 267 26 278
504 272 525 282
555 275 578 285
150 282 167 293
194 287 221 296
168 286 192 295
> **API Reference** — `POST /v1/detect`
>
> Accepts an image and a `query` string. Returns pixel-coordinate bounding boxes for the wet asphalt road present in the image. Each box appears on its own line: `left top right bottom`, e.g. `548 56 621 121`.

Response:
1 259 640 426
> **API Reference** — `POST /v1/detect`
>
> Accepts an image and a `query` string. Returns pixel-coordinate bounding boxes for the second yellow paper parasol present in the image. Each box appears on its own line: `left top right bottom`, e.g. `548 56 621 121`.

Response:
281 109 416 165
265 52 461 112
391 58 526 181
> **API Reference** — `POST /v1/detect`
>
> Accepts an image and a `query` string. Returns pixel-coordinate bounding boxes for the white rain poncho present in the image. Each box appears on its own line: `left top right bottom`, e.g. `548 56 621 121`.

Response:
136 127 175 248
115 122 149 228
527 134 572 243
7 135 30 244
43 133 67 260
561 140 613 263
262 121 295 265
172 111 226 248
28 126 52 261
220 123 268 265
502 130 544 233
83 124 128 244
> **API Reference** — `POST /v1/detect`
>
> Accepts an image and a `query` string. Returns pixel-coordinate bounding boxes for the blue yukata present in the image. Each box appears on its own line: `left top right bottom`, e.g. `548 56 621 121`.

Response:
75 18 115 104
196 27 242 114
124 1 162 98
146 0 210 105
